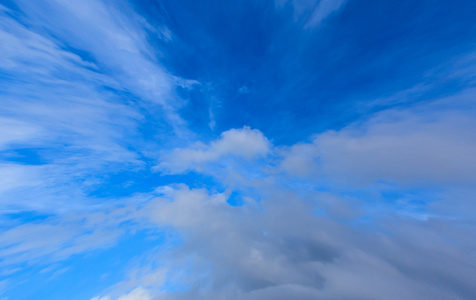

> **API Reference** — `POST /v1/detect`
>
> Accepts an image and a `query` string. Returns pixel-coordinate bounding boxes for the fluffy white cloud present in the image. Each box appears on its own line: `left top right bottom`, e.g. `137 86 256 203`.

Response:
279 97 476 187
279 143 319 177
318 112 476 185
158 127 271 173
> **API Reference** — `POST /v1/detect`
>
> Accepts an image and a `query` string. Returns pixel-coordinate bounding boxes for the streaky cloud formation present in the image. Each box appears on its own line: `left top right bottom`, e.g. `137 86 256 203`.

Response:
275 0 348 27
1 0 476 299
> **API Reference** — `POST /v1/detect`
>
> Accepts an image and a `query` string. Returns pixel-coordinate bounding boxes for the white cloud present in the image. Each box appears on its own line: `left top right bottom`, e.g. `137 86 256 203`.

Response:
12 0 176 103
278 143 319 177
0 1 195 289
0 205 133 268
96 92 476 299
305 0 347 27
91 184 476 300
0 0 196 212
276 0 348 27
92 287 153 300
0 118 43 151
0 164 43 196
158 127 271 173
117 288 152 300
2 3 475 298
279 94 476 186
91 296 111 300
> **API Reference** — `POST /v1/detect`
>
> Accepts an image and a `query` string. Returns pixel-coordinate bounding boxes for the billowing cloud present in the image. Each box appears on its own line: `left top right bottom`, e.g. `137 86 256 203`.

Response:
279 95 476 187
158 127 271 174
93 183 476 300
89 93 476 299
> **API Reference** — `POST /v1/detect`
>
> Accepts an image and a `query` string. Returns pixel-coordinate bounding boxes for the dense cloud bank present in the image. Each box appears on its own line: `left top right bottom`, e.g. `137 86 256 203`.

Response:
96 98 476 299
137 187 475 300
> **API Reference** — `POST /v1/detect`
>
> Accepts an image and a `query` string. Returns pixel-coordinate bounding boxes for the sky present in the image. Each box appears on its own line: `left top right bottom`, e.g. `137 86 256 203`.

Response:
1 0 476 299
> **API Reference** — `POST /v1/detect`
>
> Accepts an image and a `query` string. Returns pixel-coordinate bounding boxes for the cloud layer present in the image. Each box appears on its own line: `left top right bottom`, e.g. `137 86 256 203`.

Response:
94 92 476 299
2 1 476 300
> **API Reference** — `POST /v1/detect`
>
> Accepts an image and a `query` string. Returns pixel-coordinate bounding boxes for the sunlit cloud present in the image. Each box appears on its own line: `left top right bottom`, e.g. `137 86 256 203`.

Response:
1 1 476 300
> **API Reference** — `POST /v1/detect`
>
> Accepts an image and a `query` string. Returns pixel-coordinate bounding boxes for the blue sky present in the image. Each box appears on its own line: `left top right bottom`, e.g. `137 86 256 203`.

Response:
1 0 476 299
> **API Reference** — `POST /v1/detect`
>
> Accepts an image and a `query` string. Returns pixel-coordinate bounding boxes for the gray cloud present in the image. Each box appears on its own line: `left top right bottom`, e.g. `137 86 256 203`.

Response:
93 92 476 299
279 92 476 187
92 183 476 300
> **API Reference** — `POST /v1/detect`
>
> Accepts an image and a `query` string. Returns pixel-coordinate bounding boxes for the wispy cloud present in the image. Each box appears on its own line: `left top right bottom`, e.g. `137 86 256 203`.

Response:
2 1 476 299
0 0 190 287
276 0 349 27
305 0 348 27
0 0 193 212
